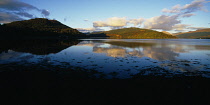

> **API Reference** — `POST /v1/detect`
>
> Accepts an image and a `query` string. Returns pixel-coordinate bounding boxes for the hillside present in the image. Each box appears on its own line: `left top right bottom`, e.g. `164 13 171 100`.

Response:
0 18 85 38
176 28 210 39
89 27 177 39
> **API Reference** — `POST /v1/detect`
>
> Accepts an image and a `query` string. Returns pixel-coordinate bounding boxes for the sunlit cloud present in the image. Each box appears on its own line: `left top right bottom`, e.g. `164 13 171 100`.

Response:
93 17 145 30
128 18 145 26
187 26 209 30
144 15 181 31
172 24 191 31
162 0 208 14
93 17 127 29
76 27 104 33
0 0 50 23
145 0 209 31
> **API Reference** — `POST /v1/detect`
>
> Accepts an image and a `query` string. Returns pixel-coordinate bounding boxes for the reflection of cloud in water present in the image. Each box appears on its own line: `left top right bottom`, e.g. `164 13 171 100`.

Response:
128 49 144 58
143 47 179 60
93 45 179 60
0 50 22 60
93 47 126 57
76 43 95 47
171 45 189 53
76 41 104 47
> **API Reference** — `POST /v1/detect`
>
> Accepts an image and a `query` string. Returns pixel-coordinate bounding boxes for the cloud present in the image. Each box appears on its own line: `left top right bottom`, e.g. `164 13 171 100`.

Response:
84 19 89 21
0 12 23 23
181 13 195 17
182 0 208 13
76 27 104 33
162 4 181 13
93 17 145 29
187 26 208 30
128 18 144 26
148 0 209 31
14 12 34 18
93 17 127 28
172 24 191 31
41 9 50 17
144 15 181 30
162 0 208 14
0 0 50 23
87 0 209 32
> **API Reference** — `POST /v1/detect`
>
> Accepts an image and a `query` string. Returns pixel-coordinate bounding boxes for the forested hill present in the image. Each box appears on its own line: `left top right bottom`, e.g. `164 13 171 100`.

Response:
0 18 85 38
176 28 210 39
89 28 177 39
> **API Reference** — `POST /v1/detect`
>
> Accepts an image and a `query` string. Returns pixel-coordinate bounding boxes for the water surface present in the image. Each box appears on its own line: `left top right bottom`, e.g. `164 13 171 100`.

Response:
0 39 210 78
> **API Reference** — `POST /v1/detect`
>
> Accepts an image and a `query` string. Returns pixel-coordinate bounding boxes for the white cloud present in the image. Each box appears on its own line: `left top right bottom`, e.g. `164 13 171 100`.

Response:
162 0 208 14
93 21 109 27
182 0 208 13
148 0 209 31
172 24 191 31
187 26 208 30
93 17 145 29
162 8 180 13
144 15 181 30
107 17 127 27
93 17 127 28
89 0 209 32
76 27 104 33
128 18 144 26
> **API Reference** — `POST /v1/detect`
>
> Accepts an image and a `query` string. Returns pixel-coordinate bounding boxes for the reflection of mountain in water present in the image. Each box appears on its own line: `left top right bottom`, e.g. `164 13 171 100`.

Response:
0 39 81 55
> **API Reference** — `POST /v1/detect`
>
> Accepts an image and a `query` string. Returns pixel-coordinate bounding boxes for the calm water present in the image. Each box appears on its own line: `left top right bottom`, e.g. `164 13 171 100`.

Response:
0 39 210 78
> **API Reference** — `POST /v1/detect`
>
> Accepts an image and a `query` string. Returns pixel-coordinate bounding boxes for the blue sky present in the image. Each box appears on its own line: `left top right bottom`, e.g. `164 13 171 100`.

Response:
0 0 210 33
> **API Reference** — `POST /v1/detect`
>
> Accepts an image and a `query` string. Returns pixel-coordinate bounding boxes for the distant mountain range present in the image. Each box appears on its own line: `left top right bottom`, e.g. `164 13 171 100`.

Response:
0 18 85 39
175 28 210 39
88 27 177 39
2 18 209 39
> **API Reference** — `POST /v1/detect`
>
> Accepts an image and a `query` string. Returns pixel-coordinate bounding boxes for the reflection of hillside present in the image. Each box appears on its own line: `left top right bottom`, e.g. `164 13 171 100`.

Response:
105 41 155 48
0 39 81 55
194 45 210 50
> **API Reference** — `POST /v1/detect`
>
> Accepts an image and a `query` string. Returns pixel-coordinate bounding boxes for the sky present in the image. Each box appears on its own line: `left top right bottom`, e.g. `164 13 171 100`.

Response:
0 0 210 33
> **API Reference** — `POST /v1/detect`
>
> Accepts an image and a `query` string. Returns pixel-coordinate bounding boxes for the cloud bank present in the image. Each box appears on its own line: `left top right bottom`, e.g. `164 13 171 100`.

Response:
0 0 50 23
91 0 209 32
93 17 145 29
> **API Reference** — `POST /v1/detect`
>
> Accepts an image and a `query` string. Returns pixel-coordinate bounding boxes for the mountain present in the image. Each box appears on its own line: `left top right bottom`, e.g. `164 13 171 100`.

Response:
176 28 210 39
0 18 85 38
88 27 177 39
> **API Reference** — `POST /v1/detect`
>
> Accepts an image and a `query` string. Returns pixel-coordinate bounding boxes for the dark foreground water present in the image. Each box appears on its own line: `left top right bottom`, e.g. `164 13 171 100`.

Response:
1 39 210 104
0 39 210 78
